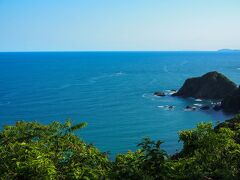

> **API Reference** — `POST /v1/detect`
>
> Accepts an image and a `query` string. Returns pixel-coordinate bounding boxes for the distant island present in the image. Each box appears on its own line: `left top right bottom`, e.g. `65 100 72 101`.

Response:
218 49 240 52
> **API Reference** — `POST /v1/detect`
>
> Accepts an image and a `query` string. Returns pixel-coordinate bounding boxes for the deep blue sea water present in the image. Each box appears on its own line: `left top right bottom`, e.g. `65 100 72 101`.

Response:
0 52 239 158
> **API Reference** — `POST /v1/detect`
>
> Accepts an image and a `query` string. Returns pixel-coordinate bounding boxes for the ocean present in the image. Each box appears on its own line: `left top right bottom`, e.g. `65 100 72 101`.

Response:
0 51 239 157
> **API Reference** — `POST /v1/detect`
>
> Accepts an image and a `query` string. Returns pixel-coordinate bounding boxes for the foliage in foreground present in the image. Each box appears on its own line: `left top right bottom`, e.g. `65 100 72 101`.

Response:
0 121 110 179
1 115 240 179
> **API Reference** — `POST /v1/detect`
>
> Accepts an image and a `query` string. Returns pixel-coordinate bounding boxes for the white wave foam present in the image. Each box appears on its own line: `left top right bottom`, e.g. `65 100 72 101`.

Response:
46 83 87 90
163 66 169 72
195 99 202 102
158 105 175 111
184 108 193 112
164 89 177 95
89 72 126 83
142 93 157 101
115 72 125 76
211 101 221 105
0 101 10 106
193 103 202 107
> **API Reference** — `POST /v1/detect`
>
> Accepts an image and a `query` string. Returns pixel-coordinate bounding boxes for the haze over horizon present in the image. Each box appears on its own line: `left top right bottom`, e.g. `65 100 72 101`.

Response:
0 0 240 52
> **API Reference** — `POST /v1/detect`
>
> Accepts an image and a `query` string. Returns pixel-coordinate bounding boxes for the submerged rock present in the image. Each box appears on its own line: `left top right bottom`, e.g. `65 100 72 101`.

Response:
172 71 237 99
184 105 197 111
200 105 210 110
158 105 175 110
167 105 175 110
213 104 222 111
154 91 165 96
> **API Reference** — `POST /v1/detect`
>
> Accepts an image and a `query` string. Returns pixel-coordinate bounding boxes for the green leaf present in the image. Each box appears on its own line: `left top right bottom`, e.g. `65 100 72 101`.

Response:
69 122 88 132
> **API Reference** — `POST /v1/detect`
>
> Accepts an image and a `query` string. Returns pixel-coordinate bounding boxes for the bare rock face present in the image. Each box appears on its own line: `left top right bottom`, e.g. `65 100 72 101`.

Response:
221 87 240 113
172 71 237 100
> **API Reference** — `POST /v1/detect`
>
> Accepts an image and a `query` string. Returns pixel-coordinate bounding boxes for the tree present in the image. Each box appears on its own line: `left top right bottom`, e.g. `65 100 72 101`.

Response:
0 120 110 179
176 122 240 179
1 116 240 179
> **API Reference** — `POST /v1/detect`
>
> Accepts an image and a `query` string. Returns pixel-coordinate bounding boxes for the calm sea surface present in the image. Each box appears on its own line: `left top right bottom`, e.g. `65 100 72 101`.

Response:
0 52 239 157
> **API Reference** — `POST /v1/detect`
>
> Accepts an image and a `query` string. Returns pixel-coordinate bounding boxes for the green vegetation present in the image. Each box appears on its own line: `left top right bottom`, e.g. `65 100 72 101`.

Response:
1 115 240 179
0 121 110 179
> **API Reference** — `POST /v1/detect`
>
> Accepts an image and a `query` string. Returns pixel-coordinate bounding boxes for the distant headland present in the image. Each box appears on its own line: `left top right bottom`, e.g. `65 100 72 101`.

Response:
218 49 240 52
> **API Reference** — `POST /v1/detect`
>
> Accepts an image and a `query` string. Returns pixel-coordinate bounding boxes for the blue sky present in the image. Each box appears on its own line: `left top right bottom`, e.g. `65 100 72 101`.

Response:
0 0 240 51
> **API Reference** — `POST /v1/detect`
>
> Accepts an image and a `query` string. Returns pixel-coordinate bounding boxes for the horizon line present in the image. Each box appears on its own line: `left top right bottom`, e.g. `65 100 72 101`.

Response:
0 49 239 53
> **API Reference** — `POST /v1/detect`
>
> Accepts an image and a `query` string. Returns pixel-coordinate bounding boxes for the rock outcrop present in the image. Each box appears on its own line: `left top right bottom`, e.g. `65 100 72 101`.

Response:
221 86 240 113
172 71 237 99
154 91 165 96
184 105 196 111
213 104 222 111
215 115 240 131
200 105 210 110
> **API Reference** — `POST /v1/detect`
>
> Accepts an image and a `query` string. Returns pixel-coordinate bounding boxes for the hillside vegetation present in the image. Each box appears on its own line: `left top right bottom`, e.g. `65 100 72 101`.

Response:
1 116 240 179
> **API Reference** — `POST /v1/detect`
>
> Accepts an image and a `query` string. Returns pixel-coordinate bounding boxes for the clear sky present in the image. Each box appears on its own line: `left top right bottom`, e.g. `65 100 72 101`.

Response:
0 0 240 51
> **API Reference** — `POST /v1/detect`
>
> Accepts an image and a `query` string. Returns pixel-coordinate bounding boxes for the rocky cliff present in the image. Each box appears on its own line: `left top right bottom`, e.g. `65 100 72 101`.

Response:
221 87 240 113
172 71 237 99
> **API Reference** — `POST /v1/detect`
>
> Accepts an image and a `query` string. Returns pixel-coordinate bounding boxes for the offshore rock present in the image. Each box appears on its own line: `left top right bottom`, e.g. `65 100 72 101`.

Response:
172 71 237 99
154 91 166 96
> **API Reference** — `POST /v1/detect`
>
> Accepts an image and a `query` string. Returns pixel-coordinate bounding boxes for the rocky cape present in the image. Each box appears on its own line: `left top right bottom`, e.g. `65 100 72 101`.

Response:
172 71 237 99
221 86 240 113
172 71 240 113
